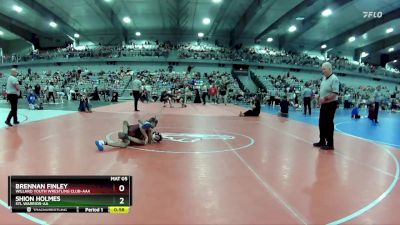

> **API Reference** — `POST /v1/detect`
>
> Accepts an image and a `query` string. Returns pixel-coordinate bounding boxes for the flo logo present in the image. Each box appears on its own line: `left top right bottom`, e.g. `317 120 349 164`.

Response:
363 11 383 18
162 133 235 143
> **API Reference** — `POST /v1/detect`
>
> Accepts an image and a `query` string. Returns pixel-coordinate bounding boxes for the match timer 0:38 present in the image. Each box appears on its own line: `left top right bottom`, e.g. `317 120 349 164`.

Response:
8 176 132 213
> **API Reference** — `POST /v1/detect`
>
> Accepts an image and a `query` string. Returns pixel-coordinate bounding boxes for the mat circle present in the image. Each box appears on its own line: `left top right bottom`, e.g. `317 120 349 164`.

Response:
106 127 255 154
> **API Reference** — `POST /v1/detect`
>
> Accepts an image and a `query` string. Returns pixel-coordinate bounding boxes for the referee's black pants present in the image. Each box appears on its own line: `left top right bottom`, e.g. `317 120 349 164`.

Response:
303 97 311 115
374 102 379 122
319 101 338 147
47 92 55 103
6 94 19 123
132 91 141 111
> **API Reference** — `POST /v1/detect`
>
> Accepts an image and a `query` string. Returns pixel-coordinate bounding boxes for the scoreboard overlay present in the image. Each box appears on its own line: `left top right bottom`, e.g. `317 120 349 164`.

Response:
8 176 132 213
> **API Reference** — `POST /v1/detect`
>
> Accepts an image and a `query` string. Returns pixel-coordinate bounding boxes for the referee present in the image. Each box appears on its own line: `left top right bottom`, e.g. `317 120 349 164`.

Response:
132 74 142 112
5 68 20 127
313 62 339 150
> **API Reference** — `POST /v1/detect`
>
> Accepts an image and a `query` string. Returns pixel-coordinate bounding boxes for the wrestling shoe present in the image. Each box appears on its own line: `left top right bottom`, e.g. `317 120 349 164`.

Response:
95 140 105 151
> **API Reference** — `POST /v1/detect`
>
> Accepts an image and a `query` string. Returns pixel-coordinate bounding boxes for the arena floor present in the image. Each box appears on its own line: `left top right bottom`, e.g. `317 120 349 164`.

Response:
0 101 399 224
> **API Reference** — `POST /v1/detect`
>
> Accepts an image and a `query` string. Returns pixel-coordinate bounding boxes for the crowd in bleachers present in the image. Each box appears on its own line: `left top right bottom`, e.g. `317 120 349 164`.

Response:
252 71 400 112
1 65 246 111
177 44 396 78
126 67 243 106
1 66 128 110
1 39 399 114
2 41 398 79
1 62 399 115
2 41 171 63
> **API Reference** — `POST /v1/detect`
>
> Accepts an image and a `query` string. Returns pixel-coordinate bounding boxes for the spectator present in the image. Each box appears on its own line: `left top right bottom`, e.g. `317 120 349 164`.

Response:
47 82 56 103
278 96 289 117
373 86 383 123
132 75 142 112
208 84 218 104
78 94 92 113
91 87 100 101
239 95 261 117
27 90 39 110
201 84 208 105
351 105 361 119
303 83 313 115
343 91 351 109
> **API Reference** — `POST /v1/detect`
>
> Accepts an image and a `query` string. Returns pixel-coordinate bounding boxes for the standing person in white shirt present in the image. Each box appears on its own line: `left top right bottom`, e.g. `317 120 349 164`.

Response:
201 84 208 105
5 68 20 127
313 62 340 150
343 91 351 109
302 83 313 115
132 74 142 112
269 89 276 106
47 82 55 103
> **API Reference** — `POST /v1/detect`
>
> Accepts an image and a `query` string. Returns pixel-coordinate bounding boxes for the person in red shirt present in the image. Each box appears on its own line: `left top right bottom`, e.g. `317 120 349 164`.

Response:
208 84 218 104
